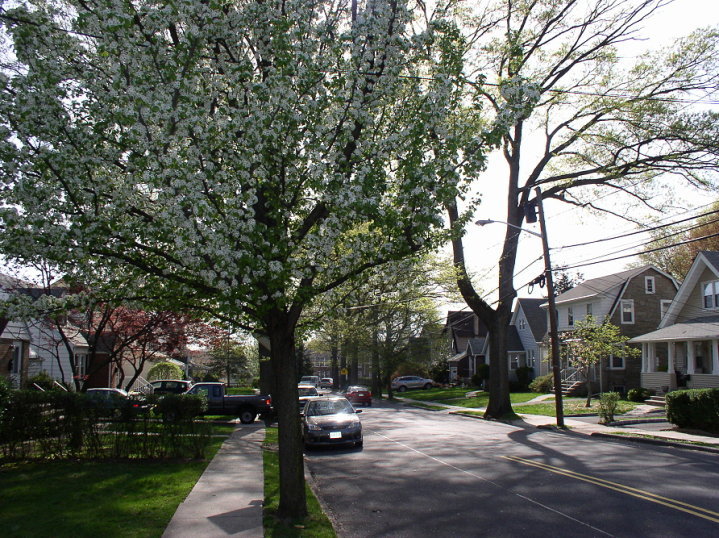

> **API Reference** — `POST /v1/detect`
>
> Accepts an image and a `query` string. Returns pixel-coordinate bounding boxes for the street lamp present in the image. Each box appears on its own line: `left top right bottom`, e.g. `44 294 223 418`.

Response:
475 189 565 428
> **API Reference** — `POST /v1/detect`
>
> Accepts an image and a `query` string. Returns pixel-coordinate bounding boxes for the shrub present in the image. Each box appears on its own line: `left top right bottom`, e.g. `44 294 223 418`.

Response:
627 387 652 402
598 392 621 424
515 366 534 391
147 361 184 381
155 393 208 422
529 373 553 393
666 388 719 432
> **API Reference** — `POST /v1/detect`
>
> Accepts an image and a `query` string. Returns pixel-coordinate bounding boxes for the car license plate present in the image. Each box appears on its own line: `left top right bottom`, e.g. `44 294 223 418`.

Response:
329 431 342 439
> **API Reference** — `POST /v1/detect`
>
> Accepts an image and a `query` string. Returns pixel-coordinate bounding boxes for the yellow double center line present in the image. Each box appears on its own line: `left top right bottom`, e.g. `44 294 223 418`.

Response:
503 455 719 524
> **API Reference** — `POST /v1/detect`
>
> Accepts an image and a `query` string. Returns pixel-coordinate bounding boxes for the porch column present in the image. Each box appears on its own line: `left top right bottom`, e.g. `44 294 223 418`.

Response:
687 340 696 375
648 343 656 372
712 340 719 375
641 344 647 373
667 342 675 372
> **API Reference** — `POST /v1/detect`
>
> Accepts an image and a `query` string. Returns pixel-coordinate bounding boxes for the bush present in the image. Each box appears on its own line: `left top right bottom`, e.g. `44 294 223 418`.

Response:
515 366 534 391
598 392 621 424
147 361 184 381
529 374 553 393
666 388 719 432
154 393 208 422
470 364 490 388
627 387 652 402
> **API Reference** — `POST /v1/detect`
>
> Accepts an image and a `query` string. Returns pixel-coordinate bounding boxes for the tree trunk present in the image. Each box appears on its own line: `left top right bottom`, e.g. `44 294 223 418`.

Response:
267 311 307 521
484 316 513 418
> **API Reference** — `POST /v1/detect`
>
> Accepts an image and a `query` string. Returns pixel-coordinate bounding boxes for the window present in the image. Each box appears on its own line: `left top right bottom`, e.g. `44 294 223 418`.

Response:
660 299 672 320
75 353 89 376
567 307 574 326
519 318 526 330
11 342 22 375
620 300 634 324
510 355 519 370
609 354 625 369
703 281 719 309
645 276 655 294
586 303 593 317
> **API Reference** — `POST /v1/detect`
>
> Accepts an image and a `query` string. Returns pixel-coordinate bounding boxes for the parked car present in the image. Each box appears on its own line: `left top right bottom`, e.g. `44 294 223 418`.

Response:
185 382 273 424
300 375 321 388
85 388 147 417
391 375 435 392
344 385 372 406
301 396 363 449
150 379 193 395
320 377 334 389
298 384 320 411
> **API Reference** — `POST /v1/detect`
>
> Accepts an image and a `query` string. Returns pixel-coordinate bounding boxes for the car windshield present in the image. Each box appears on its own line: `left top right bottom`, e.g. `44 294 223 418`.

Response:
298 387 318 396
305 399 354 416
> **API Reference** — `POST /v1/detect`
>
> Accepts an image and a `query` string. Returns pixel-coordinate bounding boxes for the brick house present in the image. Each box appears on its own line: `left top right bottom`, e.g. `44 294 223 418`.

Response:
546 265 679 394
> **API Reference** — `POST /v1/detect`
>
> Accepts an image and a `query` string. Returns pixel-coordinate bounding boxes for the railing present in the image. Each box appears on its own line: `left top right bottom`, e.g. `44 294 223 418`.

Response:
561 367 581 383
128 375 153 394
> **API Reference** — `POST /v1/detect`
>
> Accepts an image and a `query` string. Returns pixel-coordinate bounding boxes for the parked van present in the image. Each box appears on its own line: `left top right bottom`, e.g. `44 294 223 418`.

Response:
300 375 321 388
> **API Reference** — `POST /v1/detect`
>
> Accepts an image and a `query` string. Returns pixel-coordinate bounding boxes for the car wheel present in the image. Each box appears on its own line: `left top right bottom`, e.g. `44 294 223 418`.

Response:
367 401 372 407
239 409 257 424
398 386 407 392
424 383 432 390
355 440 363 448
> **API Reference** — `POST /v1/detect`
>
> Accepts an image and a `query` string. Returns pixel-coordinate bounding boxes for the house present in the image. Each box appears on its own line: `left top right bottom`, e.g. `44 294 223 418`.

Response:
445 311 488 383
445 302 543 384
0 275 32 388
511 298 548 376
630 251 719 393
547 265 679 394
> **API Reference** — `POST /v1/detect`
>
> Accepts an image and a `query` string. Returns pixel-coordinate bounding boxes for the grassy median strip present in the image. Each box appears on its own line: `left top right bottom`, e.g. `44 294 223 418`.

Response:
0 428 229 538
263 428 336 537
517 400 639 416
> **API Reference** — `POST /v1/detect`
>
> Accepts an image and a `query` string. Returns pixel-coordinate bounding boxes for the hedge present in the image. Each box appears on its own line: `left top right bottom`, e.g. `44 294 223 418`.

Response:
665 388 719 433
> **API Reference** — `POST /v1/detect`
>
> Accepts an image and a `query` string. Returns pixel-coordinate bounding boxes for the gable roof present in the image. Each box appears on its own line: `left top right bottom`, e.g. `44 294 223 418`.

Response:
659 251 719 328
514 298 547 341
444 310 488 338
554 266 649 305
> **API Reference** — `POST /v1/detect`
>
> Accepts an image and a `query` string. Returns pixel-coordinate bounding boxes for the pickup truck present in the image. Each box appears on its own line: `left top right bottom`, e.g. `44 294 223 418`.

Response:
185 382 273 424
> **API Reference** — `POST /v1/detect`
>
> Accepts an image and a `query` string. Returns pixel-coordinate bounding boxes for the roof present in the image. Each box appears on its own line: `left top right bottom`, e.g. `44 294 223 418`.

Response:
444 311 487 337
467 337 486 356
516 298 547 341
507 326 525 352
700 250 719 273
554 266 652 305
629 315 719 343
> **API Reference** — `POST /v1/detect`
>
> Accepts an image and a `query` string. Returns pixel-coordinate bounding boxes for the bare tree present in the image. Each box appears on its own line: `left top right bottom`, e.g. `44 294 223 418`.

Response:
449 0 719 419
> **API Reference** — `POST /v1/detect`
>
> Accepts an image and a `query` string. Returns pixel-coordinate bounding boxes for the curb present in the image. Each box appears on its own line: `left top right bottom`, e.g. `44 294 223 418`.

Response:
589 431 719 454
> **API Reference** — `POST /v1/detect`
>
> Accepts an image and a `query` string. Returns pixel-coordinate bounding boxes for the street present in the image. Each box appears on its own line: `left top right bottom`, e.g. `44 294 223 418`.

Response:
305 400 719 537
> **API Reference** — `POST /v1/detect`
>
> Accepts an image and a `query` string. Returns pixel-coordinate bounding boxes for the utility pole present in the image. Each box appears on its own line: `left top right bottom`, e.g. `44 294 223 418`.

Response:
534 187 565 428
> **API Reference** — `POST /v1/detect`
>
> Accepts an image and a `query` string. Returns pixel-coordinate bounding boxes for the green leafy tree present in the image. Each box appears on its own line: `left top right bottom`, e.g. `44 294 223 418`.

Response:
559 316 640 406
638 202 719 279
147 361 184 381
448 0 719 419
208 338 255 386
0 0 490 517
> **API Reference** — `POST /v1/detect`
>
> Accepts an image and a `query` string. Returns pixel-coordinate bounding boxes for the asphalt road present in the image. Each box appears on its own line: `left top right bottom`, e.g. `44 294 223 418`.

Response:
304 399 719 537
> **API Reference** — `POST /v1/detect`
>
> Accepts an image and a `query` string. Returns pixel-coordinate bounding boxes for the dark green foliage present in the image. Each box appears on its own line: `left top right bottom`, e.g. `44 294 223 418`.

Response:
598 392 620 424
25 371 57 390
155 393 208 422
528 373 553 393
0 390 213 461
514 366 534 391
627 387 652 402
666 388 719 432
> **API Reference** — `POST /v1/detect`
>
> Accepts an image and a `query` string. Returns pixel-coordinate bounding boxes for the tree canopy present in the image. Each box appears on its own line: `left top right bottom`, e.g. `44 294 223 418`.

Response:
0 0 493 518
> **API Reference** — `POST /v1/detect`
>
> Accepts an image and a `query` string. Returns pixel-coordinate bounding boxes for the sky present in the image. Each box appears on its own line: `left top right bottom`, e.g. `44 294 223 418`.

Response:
449 0 719 313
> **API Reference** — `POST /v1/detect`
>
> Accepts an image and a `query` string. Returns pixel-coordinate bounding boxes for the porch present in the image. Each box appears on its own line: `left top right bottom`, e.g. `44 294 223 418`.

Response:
639 340 719 393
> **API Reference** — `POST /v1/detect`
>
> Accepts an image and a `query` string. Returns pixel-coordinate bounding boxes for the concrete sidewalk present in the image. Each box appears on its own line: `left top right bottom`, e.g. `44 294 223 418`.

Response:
163 425 265 538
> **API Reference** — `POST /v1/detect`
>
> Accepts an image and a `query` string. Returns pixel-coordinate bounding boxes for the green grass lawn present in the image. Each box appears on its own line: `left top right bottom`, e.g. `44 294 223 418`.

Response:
262 428 335 537
0 428 230 538
517 399 640 417
398 388 538 409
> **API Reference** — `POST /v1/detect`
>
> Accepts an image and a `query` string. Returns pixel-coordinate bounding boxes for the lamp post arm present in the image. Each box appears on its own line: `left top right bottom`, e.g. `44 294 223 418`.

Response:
474 219 542 238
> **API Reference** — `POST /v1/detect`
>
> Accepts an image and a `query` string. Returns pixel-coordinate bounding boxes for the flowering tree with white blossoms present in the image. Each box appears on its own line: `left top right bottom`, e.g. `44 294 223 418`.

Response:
0 0 491 518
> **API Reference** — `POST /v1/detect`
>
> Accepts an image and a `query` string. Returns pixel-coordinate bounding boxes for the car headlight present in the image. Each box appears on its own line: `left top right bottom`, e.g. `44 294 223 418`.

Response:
306 423 322 431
